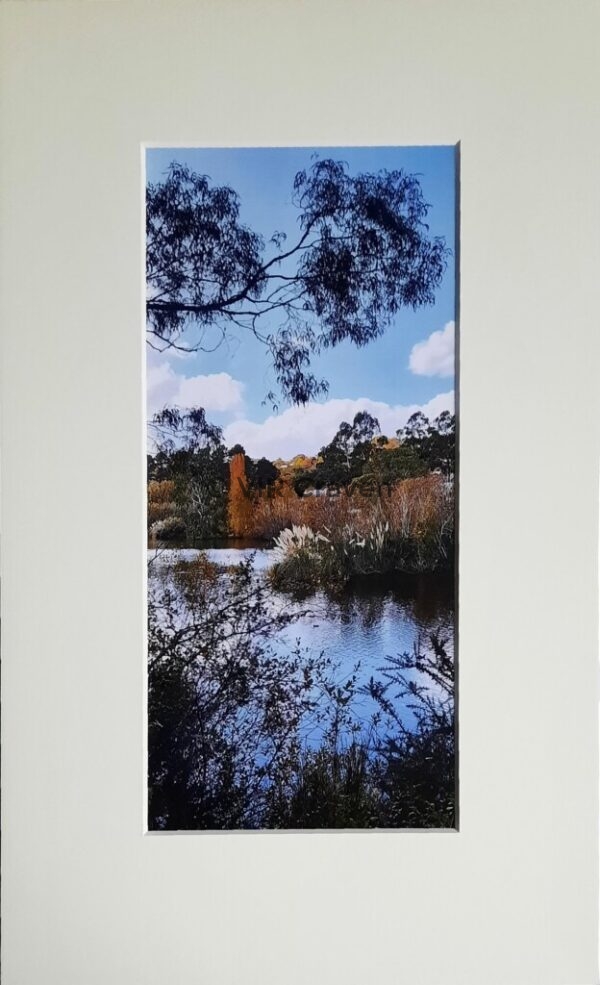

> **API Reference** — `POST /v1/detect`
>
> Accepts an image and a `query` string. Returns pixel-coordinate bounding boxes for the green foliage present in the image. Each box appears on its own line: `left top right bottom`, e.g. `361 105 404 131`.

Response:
269 513 454 595
268 743 381 829
147 450 172 482
148 413 282 541
353 443 427 495
148 558 355 829
246 456 279 490
148 406 229 540
172 448 228 539
269 546 333 596
148 557 455 830
365 633 455 827
398 411 456 475
313 411 381 488
228 443 246 457
306 411 454 494
292 471 315 498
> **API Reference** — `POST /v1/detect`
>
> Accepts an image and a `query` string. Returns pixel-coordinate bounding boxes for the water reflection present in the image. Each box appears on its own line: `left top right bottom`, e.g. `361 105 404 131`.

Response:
148 543 455 735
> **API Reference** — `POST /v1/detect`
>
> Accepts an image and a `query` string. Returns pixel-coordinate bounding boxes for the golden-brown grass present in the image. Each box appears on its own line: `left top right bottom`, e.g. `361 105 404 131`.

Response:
248 475 452 542
148 479 175 504
147 480 177 531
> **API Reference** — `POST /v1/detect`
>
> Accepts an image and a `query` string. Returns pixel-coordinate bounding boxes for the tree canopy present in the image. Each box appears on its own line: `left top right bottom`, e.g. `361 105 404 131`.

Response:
148 407 229 539
313 411 382 487
398 411 455 475
291 410 455 496
147 159 449 404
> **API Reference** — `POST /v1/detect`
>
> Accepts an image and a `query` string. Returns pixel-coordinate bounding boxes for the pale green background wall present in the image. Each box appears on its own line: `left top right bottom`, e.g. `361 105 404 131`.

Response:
1 2 598 983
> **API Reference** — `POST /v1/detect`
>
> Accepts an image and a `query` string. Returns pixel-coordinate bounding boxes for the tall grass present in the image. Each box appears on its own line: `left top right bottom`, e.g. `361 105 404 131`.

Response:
265 476 454 590
251 475 452 542
148 480 179 531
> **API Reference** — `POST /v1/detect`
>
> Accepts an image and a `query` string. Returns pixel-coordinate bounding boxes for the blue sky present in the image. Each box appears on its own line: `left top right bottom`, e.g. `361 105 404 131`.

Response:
146 146 456 459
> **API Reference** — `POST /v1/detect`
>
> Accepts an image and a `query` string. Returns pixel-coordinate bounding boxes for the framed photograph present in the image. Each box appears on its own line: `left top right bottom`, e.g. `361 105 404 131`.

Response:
145 144 458 832
1 2 598 983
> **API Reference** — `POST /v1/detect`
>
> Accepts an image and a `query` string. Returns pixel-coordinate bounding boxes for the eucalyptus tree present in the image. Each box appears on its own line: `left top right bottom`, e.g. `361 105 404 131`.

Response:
147 159 449 405
148 407 228 539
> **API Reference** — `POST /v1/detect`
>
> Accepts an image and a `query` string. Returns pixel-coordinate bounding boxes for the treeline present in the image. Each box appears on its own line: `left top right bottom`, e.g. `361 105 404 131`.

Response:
147 408 281 540
147 406 455 542
293 409 455 496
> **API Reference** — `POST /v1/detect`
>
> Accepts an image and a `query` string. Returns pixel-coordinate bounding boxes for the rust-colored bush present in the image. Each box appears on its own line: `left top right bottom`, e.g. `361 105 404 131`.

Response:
147 480 178 531
247 474 453 543
148 480 176 504
379 476 452 540
172 554 220 598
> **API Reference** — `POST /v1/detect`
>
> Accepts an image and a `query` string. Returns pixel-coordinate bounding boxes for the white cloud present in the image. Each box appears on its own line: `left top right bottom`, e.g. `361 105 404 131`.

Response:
223 392 454 460
175 373 244 412
147 353 244 417
409 321 455 378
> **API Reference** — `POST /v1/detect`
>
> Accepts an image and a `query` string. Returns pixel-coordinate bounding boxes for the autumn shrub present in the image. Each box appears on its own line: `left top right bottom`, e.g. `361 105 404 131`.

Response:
250 475 452 543
172 554 220 601
250 489 357 540
268 476 454 591
148 479 176 504
147 480 178 531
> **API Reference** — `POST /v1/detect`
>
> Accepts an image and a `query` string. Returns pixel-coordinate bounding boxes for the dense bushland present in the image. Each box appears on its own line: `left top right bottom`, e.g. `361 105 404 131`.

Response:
267 476 454 594
148 555 455 830
148 406 455 557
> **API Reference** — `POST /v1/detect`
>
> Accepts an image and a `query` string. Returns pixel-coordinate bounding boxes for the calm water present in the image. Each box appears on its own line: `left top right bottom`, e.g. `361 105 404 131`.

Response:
148 541 455 734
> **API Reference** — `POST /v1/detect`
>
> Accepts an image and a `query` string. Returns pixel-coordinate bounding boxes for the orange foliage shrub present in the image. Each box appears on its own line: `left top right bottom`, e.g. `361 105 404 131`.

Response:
247 474 453 543
147 479 178 531
173 554 220 597
148 480 175 504
379 476 452 540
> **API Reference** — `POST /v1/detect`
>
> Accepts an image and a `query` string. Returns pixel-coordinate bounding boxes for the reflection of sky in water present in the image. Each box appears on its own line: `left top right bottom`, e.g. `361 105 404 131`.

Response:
274 581 454 734
148 546 455 739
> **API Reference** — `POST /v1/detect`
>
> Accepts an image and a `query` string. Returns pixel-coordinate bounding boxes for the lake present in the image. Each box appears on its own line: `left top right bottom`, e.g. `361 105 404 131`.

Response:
148 541 455 736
